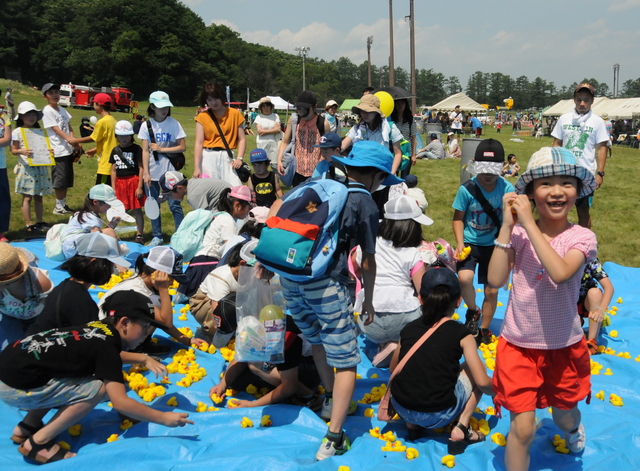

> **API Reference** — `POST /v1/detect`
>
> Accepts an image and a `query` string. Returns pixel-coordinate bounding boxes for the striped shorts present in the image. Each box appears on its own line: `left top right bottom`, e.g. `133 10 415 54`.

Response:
280 276 360 369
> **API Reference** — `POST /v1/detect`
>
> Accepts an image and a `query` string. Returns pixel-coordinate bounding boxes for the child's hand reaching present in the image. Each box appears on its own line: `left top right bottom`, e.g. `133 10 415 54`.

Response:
209 383 226 400
162 412 193 427
143 356 168 378
228 399 254 409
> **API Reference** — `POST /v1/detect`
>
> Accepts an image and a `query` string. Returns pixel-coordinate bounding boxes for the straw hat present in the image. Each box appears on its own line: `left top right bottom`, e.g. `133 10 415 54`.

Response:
0 244 30 285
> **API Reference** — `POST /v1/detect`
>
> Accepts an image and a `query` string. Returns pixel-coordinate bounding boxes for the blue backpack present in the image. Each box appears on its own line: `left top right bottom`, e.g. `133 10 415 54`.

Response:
170 209 222 262
253 170 368 281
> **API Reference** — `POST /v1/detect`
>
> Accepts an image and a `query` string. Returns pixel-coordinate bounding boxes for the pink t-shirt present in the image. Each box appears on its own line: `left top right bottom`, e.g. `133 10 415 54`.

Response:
500 224 597 350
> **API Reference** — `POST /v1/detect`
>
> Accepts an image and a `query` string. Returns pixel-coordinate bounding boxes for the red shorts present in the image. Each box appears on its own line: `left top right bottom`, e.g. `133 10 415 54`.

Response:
115 175 145 210
492 337 591 414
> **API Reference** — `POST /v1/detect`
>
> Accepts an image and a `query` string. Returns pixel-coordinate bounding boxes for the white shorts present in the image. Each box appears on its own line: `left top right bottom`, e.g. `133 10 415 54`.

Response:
201 149 242 187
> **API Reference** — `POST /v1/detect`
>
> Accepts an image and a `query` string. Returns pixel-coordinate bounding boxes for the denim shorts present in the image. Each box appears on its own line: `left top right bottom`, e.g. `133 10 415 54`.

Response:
391 371 473 428
281 276 360 369
0 376 103 410
358 307 422 345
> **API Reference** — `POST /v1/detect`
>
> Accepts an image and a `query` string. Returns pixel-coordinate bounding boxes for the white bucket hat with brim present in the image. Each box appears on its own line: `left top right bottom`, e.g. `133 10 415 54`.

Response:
514 147 596 198
352 94 384 117
15 101 42 121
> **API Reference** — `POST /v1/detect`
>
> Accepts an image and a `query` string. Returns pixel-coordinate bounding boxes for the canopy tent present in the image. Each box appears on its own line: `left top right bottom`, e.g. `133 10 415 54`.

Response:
428 92 486 112
542 97 609 117
247 96 294 110
339 99 361 112
595 97 640 119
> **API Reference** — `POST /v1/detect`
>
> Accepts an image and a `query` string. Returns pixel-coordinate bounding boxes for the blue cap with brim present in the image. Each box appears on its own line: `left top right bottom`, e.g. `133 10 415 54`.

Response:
331 140 404 186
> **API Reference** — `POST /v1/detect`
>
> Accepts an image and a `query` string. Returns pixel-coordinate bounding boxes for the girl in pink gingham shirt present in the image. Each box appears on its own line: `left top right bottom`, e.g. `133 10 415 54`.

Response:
487 147 597 471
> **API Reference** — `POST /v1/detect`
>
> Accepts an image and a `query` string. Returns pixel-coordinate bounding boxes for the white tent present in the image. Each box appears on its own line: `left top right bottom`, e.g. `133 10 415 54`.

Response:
429 92 486 112
543 97 610 117
595 97 640 119
247 96 294 110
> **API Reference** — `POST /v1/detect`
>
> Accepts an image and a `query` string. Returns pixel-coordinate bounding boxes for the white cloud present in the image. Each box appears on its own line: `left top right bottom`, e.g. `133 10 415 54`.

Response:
607 0 640 11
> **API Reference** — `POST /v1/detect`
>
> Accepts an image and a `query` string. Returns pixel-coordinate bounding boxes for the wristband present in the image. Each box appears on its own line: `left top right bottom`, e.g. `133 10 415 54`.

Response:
595 306 605 312
494 239 513 249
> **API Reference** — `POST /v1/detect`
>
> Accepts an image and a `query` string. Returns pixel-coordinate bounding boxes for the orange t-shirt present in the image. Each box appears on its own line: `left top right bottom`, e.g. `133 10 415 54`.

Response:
195 107 244 149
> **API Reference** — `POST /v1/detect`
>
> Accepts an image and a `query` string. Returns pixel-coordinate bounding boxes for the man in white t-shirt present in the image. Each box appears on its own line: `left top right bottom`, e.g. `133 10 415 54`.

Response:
449 105 463 135
552 83 608 228
42 83 80 215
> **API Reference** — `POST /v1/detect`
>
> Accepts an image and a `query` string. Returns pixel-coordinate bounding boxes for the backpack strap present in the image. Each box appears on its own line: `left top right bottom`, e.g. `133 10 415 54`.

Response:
146 120 160 162
114 146 137 170
462 180 501 236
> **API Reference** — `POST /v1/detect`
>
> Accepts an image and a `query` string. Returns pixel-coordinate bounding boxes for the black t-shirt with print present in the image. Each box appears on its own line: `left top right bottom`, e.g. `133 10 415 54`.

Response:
0 321 124 390
26 279 99 337
109 143 143 177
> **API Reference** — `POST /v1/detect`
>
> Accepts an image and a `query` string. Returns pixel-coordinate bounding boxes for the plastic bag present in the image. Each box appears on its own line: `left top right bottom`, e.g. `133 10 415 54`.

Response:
235 265 286 363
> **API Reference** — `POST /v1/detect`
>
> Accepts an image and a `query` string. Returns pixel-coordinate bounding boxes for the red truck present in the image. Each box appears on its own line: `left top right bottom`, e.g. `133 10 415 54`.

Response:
59 83 134 113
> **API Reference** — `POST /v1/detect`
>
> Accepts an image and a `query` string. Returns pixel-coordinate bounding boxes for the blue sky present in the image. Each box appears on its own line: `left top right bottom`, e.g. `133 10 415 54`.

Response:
183 0 640 92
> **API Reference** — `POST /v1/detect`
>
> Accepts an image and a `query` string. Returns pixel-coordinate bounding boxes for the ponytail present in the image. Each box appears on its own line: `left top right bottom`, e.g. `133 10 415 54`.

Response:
216 187 250 215
134 253 155 277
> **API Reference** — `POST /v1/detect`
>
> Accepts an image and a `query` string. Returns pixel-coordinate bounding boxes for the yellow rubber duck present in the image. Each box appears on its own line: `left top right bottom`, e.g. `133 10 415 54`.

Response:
441 454 456 468
369 427 381 438
207 406 219 412
610 330 618 338
68 424 82 437
458 246 471 261
246 384 258 395
485 406 495 415
120 420 133 431
338 467 350 471
379 431 396 442
363 408 375 417
166 397 178 407
240 417 253 428
195 401 208 412
604 368 613 376
609 394 624 406
208 344 217 355
211 393 224 404
260 415 272 427
227 399 240 409
225 388 237 397
405 447 419 460
595 390 605 400
491 433 506 446
616 297 623 304
452 313 460 321
106 434 119 443
178 313 188 321
58 441 71 451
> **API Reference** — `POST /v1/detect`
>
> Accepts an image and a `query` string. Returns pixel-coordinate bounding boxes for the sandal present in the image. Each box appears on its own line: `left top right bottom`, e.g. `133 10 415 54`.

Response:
18 435 71 464
447 421 486 455
135 234 144 244
11 420 43 445
586 338 599 355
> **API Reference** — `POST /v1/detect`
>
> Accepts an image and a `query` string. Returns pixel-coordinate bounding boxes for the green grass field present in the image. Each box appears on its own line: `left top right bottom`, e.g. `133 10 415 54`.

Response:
3 86 639 267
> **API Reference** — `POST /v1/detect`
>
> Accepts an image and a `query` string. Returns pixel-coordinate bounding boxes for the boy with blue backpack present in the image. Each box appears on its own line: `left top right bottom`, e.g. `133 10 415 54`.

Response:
254 140 402 460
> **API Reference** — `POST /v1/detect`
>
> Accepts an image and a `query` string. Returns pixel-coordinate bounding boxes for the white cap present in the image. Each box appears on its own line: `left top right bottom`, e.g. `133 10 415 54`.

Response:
75 233 130 267
115 120 134 136
384 195 433 225
15 101 41 120
146 246 186 281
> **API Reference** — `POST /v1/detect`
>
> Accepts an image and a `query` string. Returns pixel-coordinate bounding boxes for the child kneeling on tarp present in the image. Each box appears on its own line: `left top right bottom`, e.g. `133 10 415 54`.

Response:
0 291 193 465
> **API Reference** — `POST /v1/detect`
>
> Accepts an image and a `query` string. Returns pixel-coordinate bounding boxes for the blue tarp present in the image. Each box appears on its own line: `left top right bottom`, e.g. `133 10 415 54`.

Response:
1 241 639 470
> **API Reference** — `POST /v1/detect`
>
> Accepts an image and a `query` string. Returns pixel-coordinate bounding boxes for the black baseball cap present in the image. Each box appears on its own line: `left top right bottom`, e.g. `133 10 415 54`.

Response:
420 268 461 300
294 91 317 109
103 290 166 330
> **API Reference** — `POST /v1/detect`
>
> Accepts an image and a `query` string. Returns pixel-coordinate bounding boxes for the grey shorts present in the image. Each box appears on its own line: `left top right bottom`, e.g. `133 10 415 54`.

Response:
0 376 103 410
358 307 422 345
51 154 74 189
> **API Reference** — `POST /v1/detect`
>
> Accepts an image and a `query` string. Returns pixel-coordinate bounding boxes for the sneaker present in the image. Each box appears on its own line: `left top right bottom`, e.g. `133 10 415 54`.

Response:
465 308 481 336
320 397 358 420
586 339 599 355
315 434 351 461
63 205 74 213
52 207 68 216
147 236 163 247
135 234 144 244
565 423 586 453
478 328 493 346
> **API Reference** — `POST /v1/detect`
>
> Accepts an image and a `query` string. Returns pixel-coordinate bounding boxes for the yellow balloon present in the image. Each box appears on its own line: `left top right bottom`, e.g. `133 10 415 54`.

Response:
259 304 285 321
374 91 394 117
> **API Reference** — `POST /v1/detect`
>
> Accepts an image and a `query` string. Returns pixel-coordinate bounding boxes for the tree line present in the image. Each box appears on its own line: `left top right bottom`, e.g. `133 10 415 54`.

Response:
1 0 639 109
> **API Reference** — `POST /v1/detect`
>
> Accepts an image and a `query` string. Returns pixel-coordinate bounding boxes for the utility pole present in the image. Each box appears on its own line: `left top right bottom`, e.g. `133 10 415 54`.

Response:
389 0 395 86
295 46 310 90
612 63 620 98
367 36 374 87
407 0 416 112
